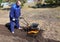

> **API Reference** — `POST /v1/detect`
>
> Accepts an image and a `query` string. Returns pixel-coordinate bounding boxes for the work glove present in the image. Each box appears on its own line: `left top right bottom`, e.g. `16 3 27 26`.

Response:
12 18 15 21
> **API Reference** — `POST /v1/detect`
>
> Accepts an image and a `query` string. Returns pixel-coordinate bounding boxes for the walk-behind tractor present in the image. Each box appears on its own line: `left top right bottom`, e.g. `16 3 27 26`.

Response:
20 17 40 36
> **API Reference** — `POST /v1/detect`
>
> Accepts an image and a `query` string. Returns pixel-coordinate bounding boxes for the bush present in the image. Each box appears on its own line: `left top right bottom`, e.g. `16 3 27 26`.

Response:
20 0 27 8
45 0 55 4
45 0 60 4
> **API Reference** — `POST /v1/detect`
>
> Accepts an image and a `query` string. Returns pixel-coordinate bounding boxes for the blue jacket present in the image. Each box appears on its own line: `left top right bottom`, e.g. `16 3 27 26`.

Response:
9 4 21 20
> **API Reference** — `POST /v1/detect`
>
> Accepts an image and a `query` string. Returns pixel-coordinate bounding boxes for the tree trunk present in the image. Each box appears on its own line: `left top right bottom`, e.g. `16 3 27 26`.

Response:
41 0 45 5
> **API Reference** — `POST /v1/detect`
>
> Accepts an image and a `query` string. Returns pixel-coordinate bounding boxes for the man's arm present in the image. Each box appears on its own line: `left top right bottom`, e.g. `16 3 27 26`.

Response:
9 6 15 21
9 6 15 18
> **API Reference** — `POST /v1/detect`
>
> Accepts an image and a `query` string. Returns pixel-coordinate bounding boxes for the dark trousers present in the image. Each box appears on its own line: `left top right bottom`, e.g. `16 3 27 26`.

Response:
10 19 20 32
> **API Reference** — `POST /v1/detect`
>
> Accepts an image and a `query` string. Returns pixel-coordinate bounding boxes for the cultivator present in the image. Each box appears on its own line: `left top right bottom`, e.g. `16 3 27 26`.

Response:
20 17 40 36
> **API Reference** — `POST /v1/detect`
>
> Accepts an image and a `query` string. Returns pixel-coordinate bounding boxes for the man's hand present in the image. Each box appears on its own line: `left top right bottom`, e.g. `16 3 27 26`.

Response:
12 18 15 21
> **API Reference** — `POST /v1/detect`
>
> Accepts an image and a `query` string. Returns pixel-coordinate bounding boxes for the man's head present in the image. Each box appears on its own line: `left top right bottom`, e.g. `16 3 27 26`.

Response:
16 0 21 6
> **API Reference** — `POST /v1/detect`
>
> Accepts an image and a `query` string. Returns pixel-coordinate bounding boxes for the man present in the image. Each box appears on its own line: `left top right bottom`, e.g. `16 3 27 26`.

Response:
9 0 22 33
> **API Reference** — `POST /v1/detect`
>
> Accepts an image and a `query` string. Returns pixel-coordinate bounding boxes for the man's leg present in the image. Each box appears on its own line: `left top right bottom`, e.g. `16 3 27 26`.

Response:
15 20 22 29
15 20 20 28
10 21 15 33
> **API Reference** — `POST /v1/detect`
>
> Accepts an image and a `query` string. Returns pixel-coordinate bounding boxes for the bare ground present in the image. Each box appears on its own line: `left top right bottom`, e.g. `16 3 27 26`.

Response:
0 7 60 42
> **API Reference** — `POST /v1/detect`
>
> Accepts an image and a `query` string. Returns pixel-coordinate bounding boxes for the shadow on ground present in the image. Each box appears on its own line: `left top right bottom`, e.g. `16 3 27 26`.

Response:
30 4 60 9
0 24 60 42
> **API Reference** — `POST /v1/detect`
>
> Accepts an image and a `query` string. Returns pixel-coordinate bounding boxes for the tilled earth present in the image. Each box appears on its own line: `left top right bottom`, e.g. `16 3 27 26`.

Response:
0 8 60 42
